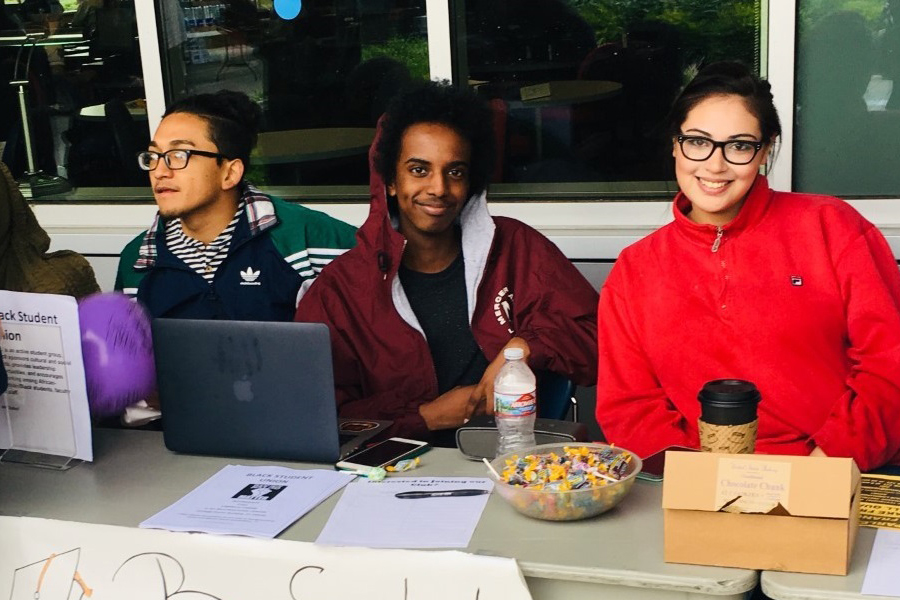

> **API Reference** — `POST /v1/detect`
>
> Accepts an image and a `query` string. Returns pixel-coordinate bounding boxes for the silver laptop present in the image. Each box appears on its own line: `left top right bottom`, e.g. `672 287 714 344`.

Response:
152 319 389 463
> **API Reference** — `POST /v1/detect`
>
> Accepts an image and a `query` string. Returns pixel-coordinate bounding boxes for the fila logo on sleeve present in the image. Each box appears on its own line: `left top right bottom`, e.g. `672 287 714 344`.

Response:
790 275 803 286
240 267 262 286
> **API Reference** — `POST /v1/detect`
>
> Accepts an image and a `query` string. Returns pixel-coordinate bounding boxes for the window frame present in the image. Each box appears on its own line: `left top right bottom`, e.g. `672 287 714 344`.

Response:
37 0 900 262
133 0 776 201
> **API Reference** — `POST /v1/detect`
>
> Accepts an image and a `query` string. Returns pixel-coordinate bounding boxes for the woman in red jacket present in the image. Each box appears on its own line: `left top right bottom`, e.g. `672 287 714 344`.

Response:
596 61 900 471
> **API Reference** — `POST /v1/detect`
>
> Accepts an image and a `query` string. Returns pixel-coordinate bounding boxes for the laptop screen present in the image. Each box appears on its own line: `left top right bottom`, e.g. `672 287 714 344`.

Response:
152 319 386 462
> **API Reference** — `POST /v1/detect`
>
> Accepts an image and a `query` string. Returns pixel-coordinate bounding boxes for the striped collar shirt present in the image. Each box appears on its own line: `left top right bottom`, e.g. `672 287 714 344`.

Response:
134 184 277 271
165 201 245 282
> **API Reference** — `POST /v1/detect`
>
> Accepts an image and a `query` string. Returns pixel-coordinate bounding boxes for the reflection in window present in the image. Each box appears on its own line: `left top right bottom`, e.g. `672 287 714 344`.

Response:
795 1 900 197
461 0 761 186
158 0 428 187
0 0 146 195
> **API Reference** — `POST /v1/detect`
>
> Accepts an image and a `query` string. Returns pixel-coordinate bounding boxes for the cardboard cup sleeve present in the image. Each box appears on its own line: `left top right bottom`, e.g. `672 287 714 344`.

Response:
698 418 758 454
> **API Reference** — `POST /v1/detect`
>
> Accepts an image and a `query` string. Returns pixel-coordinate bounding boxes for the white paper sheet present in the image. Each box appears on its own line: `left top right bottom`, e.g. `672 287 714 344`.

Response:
862 528 900 597
0 291 92 462
140 465 353 537
317 476 493 548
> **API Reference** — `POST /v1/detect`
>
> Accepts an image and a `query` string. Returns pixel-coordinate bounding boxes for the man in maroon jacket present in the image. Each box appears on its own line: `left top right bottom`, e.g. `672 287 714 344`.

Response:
296 81 598 445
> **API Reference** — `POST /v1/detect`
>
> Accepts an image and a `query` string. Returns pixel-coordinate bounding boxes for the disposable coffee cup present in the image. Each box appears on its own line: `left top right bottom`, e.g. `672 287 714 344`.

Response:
698 379 760 425
698 379 760 454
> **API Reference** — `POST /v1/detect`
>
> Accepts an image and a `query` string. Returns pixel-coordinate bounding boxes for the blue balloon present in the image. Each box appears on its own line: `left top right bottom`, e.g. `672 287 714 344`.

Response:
274 0 301 20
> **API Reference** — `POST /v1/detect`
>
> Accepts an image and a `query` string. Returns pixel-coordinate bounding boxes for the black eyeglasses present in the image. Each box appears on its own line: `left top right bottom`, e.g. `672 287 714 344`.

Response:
136 149 228 171
676 135 764 165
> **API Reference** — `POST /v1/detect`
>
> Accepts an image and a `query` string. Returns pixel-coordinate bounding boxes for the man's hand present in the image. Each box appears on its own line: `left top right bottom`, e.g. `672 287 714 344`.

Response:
145 390 160 410
470 337 531 416
418 385 481 430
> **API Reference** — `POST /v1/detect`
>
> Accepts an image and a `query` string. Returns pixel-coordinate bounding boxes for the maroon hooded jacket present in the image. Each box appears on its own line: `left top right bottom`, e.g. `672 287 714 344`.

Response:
294 144 598 440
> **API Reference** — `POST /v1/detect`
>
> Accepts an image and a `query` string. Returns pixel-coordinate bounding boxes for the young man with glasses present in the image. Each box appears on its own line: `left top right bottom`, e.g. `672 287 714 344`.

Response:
115 90 356 321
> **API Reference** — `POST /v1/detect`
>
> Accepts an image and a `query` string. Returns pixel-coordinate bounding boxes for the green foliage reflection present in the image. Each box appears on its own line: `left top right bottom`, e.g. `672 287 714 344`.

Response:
569 0 760 69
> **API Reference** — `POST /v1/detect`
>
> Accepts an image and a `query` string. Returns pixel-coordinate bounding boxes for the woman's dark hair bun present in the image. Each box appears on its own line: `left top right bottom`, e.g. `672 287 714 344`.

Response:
666 61 781 143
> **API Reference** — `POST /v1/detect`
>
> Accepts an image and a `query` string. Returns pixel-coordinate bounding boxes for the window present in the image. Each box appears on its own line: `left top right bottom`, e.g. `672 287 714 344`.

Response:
156 0 429 187
794 0 900 197
458 0 762 195
0 0 146 197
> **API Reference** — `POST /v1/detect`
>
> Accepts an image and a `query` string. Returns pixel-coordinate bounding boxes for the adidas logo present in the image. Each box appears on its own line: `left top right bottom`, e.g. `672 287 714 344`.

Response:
240 267 261 286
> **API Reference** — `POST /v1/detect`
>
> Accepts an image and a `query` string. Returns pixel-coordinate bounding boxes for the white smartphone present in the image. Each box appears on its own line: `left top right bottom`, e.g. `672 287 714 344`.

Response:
335 437 429 471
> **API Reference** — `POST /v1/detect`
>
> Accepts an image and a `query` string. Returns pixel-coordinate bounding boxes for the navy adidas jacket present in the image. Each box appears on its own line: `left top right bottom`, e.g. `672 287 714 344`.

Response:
116 188 356 321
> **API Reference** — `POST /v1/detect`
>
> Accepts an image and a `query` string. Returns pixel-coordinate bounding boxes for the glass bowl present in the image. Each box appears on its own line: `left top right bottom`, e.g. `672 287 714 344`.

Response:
488 442 642 521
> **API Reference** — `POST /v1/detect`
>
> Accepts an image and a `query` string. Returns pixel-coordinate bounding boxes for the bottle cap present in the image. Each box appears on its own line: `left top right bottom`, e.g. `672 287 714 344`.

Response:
503 347 525 360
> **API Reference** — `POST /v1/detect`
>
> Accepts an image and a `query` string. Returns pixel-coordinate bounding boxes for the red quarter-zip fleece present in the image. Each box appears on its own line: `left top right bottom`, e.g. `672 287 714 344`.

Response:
597 176 900 470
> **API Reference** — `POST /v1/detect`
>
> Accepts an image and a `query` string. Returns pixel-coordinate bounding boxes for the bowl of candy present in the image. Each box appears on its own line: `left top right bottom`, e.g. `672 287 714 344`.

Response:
488 443 642 521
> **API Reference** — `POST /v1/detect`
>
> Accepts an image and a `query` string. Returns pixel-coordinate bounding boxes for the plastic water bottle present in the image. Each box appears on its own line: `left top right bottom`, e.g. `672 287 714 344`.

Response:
494 347 536 456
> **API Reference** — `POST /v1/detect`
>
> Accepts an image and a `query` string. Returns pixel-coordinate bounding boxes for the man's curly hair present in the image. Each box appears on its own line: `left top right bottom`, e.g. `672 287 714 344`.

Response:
374 80 495 197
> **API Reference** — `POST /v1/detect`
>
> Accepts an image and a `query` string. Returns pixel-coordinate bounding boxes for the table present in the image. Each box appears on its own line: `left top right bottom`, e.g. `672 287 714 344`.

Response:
508 80 623 110
0 429 757 600
506 80 623 158
761 527 884 599
0 32 85 48
77 102 148 121
253 127 376 165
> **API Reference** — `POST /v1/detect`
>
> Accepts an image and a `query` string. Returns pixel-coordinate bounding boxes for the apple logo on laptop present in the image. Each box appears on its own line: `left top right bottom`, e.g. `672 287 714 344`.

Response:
234 377 254 402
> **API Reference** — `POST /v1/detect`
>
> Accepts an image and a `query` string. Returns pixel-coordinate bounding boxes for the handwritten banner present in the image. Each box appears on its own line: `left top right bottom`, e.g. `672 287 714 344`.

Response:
0 516 532 600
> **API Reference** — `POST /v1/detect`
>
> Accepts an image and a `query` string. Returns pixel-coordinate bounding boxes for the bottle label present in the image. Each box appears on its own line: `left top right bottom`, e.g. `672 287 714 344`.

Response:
494 391 536 417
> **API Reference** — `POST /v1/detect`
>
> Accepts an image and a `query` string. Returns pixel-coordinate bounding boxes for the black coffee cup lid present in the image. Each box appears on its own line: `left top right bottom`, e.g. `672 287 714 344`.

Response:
699 379 760 404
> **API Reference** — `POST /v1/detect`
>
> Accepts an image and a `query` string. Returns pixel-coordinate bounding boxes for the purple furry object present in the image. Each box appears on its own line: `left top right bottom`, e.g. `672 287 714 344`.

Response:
79 293 156 418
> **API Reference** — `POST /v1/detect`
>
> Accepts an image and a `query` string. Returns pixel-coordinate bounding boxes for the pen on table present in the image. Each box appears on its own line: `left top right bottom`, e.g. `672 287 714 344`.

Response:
395 489 490 499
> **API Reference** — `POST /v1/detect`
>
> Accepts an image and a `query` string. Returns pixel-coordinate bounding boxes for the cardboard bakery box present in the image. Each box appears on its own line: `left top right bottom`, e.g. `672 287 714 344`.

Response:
662 452 860 575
